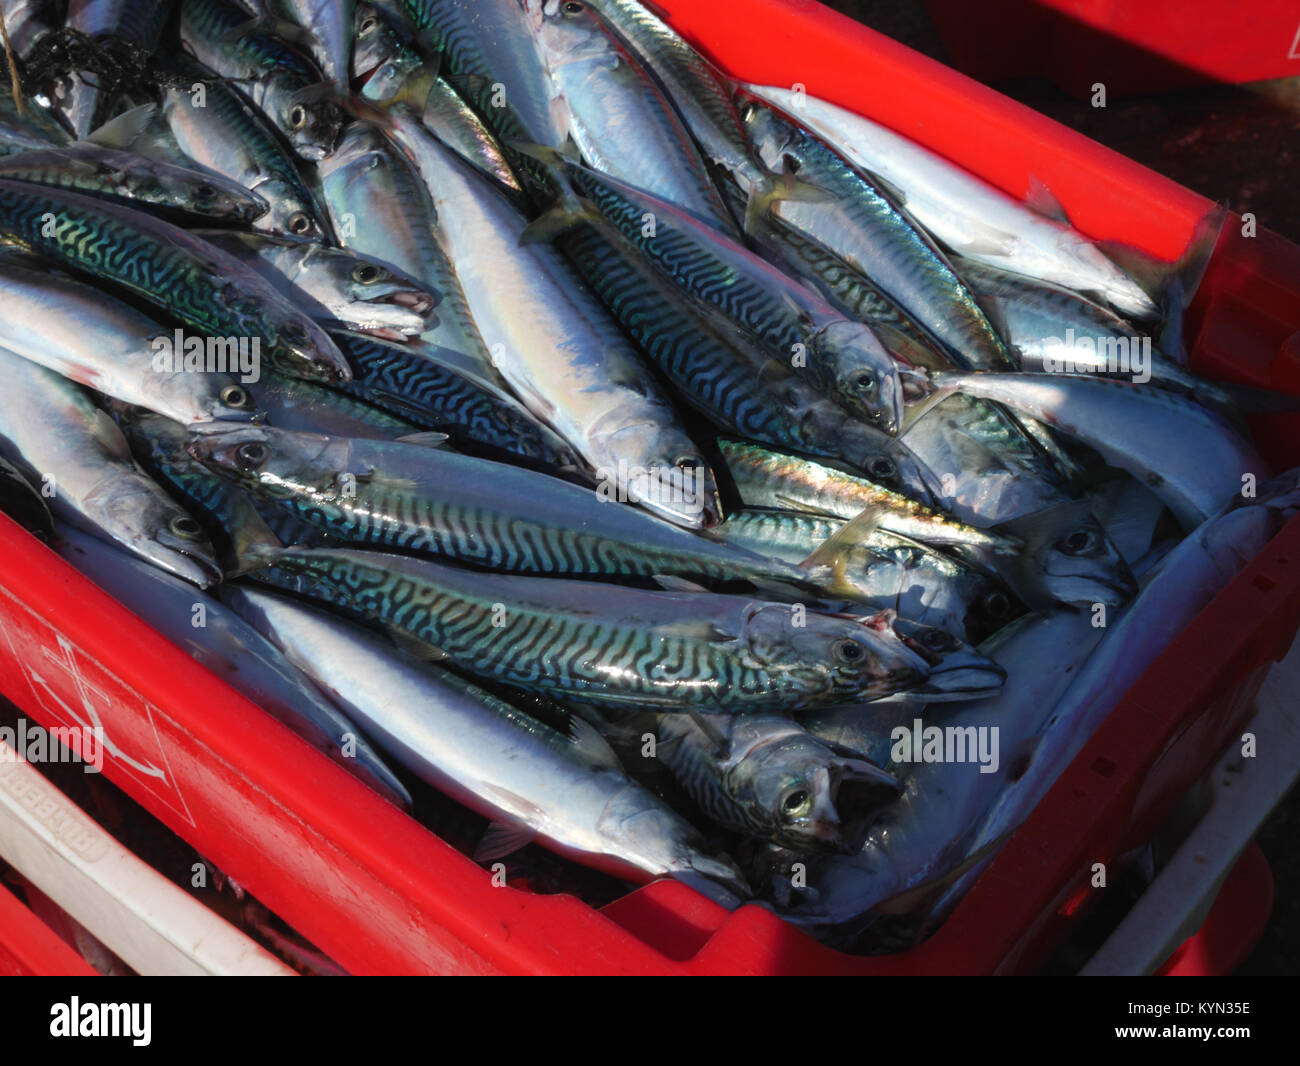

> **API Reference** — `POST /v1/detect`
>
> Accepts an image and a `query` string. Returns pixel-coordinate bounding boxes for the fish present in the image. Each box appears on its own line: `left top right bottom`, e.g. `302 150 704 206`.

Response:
317 122 503 383
395 0 567 158
223 584 753 905
264 0 355 86
237 543 980 712
179 0 342 161
332 330 585 470
0 253 260 425
53 523 412 807
139 73 335 239
580 0 796 229
0 89 71 157
627 712 899 852
719 440 1017 557
0 453 54 539
0 179 350 383
736 94 1015 371
928 372 1266 529
900 394 1137 607
716 509 1016 640
184 422 817 590
354 4 525 197
924 483 1300 923
745 84 1162 321
527 0 736 232
953 256 1222 400
0 143 270 222
0 0 62 60
785 606 1107 929
193 229 440 341
112 405 317 562
0 349 222 586
556 216 938 498
254 370 422 440
384 109 722 529
533 151 906 433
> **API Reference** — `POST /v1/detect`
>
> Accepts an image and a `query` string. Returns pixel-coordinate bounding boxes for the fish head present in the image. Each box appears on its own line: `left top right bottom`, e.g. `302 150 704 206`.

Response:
89 482 222 588
726 719 899 853
293 247 439 339
887 616 1007 700
530 0 611 64
738 604 930 702
260 192 332 242
277 91 344 163
81 154 270 223
808 320 905 434
264 312 353 384
594 420 722 529
1006 505 1138 608
186 424 351 502
353 4 403 81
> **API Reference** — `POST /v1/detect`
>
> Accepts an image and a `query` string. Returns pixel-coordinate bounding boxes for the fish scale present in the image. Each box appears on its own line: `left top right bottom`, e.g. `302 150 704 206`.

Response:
0 178 347 382
187 424 816 587
252 546 930 711
555 157 903 431
740 99 1015 371
336 332 579 468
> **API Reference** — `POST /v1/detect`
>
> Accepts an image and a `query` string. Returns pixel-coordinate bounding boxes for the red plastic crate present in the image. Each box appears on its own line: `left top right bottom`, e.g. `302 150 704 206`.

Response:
0 0 1298 974
924 0 1300 98
0 881 97 977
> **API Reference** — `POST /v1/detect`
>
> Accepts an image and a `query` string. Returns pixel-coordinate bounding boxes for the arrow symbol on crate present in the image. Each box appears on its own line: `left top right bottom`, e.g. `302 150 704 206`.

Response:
27 635 167 782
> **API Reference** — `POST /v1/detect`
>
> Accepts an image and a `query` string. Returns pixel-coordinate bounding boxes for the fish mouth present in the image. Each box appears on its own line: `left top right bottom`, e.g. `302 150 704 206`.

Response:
344 294 438 339
152 532 224 588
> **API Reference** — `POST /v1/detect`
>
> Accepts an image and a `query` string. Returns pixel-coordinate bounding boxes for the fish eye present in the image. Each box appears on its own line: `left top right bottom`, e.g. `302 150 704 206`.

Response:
780 786 812 818
220 385 251 408
982 590 1011 617
359 15 378 33
235 442 269 471
673 454 702 472
850 372 876 394
352 262 386 284
832 638 867 666
290 106 309 130
917 627 957 652
1057 529 1098 556
281 321 309 342
193 182 217 202
168 515 203 540
288 212 314 235
866 456 897 483
563 1 586 14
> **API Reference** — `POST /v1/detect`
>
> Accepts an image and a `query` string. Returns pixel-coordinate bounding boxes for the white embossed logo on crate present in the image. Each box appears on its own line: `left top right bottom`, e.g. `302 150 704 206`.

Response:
0 586 195 827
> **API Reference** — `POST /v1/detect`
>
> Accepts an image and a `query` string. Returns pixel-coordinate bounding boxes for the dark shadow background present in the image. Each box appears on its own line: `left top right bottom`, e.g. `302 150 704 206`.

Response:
824 0 1299 975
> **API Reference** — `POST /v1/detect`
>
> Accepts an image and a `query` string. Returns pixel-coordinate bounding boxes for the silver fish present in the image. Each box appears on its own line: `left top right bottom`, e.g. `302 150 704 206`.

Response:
194 230 440 341
0 255 259 425
54 524 412 807
385 109 722 529
0 350 222 586
224 584 752 905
